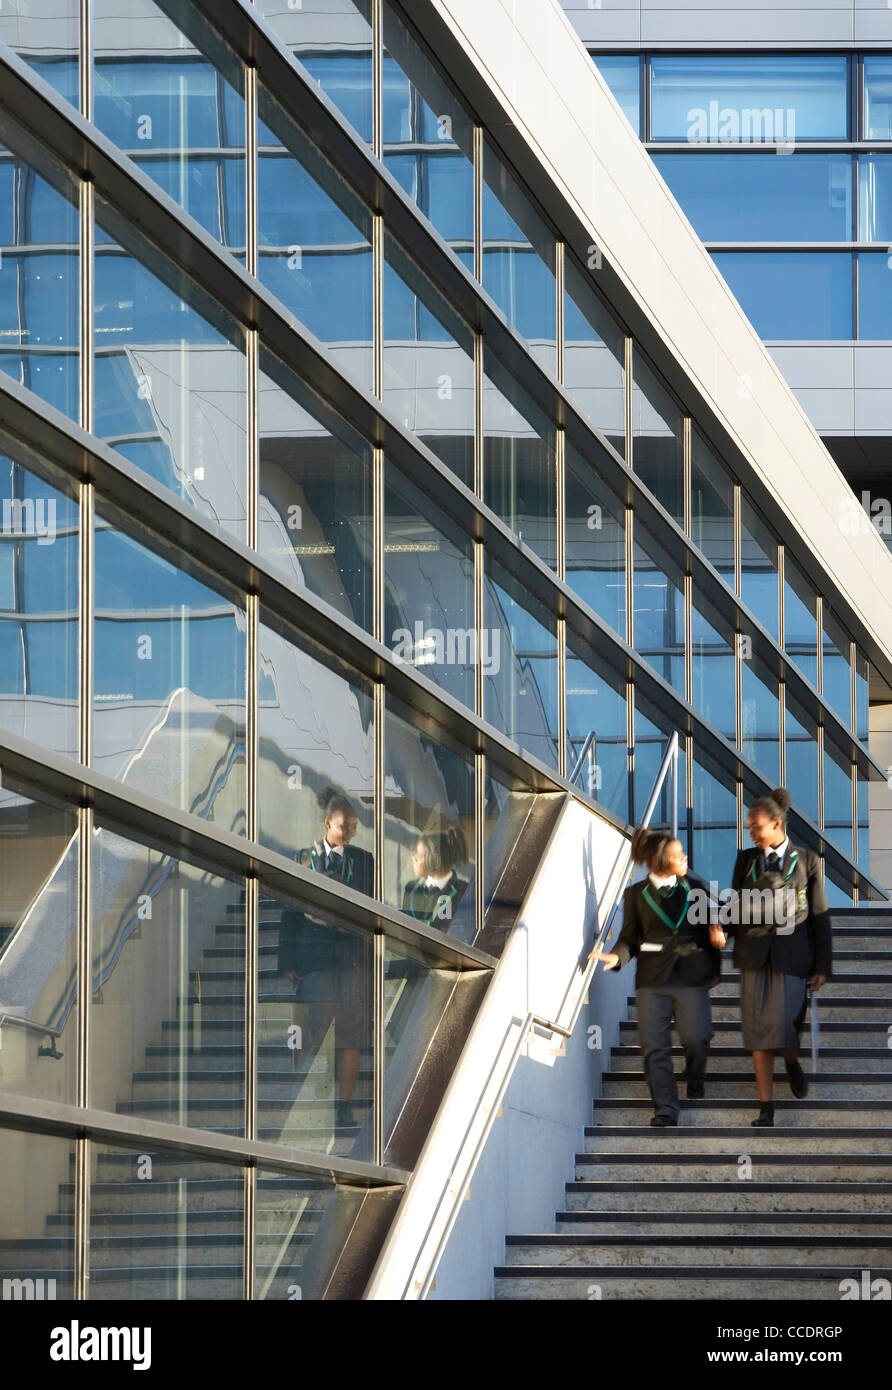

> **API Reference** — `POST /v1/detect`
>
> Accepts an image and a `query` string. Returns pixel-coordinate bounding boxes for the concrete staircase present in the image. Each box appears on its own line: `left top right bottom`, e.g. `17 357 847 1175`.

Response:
494 910 892 1299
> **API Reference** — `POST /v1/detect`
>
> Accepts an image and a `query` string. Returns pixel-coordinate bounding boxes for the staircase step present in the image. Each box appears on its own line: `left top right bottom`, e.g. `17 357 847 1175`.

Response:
591 1098 892 1125
493 1266 892 1299
620 1020 892 1044
610 1048 892 1072
707 977 892 997
555 1210 892 1237
565 1182 892 1212
629 999 892 1022
600 1073 892 1099
503 1235 892 1268
575 1152 892 1181
127 1072 372 1101
584 1125 892 1154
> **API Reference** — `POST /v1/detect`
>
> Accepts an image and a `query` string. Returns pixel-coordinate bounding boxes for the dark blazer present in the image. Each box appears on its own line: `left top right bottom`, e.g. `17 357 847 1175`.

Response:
729 843 831 978
401 872 468 927
609 873 721 989
278 840 374 978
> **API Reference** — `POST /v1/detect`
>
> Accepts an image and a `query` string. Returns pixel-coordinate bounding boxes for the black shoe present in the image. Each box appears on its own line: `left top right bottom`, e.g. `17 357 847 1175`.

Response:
650 1114 678 1127
686 1082 705 1100
751 1104 775 1127
785 1059 809 1099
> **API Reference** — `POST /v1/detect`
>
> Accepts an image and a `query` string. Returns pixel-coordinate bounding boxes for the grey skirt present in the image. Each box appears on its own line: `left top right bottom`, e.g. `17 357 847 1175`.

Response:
740 962 807 1050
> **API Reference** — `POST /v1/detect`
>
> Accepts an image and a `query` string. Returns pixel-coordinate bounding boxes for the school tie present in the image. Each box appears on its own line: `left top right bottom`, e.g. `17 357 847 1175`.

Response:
766 851 779 870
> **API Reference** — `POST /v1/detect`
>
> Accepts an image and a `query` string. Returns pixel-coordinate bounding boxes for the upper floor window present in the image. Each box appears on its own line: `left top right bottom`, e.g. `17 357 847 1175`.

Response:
650 55 849 142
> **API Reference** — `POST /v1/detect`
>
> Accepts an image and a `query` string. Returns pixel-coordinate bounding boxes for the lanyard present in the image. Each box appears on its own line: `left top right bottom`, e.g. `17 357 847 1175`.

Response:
642 878 690 932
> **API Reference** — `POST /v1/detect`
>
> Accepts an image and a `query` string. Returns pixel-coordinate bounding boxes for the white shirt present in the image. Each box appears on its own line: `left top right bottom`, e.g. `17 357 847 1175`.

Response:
424 871 453 890
649 872 678 890
764 837 789 866
322 837 343 861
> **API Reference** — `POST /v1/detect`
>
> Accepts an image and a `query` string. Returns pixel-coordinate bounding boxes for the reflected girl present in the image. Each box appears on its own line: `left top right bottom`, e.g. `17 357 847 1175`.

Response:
402 828 468 928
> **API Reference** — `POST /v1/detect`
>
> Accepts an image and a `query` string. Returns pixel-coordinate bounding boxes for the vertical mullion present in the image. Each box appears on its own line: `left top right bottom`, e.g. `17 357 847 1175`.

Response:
474 751 485 943
779 680 787 786
473 125 483 285
557 617 567 779
80 0 92 123
372 0 383 163
245 64 258 282
373 682 385 1164
732 482 742 597
243 1166 256 1301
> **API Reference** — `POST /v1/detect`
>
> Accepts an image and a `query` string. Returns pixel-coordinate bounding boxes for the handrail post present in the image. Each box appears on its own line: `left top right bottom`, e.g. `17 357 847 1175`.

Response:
670 741 678 840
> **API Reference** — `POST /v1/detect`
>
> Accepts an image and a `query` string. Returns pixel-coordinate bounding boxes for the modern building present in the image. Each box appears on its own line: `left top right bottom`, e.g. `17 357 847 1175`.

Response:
0 0 890 1300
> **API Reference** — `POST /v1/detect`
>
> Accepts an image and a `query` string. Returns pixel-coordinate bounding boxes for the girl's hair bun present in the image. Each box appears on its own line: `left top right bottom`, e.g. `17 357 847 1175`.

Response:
770 787 792 814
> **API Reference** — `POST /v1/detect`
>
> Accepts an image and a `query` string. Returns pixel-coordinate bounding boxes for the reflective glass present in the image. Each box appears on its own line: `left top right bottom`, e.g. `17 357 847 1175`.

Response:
740 650 780 787
258 351 372 632
822 605 852 728
857 771 869 868
482 143 557 374
258 86 373 391
823 870 854 909
564 440 626 638
632 524 685 697
0 458 78 756
653 152 852 241
691 591 735 739
383 936 457 1160
256 0 373 144
856 649 869 744
481 760 537 949
565 637 630 824
692 760 737 885
384 464 475 711
740 496 778 640
823 742 853 858
591 55 641 134
89 1143 243 1299
784 692 819 826
94 206 247 540
691 430 734 584
257 611 374 885
384 699 475 941
633 691 688 848
0 1 78 104
564 257 626 456
631 352 683 526
858 155 892 242
483 349 557 567
265 884 372 1159
483 559 559 770
93 0 246 252
651 55 848 142
0 1129 76 1302
256 1168 386 1299
865 57 892 140
0 783 78 1106
382 1 474 255
383 233 475 485
94 512 247 824
857 253 892 341
712 251 853 340
784 557 818 689
0 143 78 419
91 826 245 1136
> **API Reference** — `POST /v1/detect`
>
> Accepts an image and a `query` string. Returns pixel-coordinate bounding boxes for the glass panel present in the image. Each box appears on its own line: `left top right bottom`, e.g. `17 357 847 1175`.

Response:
823 742 853 858
631 352 683 526
564 440 626 638
858 155 892 242
864 57 892 140
382 233 475 485
384 699 475 941
0 784 78 1105
383 935 457 1158
255 0 373 144
712 251 853 341
822 605 852 728
633 691 687 849
740 649 780 787
91 826 245 1136
382 0 474 255
384 464 475 711
0 142 79 419
691 430 734 584
591 55 641 135
483 349 557 567
265 885 372 1159
784 557 818 688
258 351 373 632
857 771 869 868
563 257 626 456
740 496 778 640
256 1167 386 1299
257 610 374 886
858 252 892 340
823 868 853 908
89 1143 243 1299
482 142 557 374
93 0 246 252
691 590 735 739
855 649 869 744
257 86 373 391
0 458 78 756
93 511 247 824
653 153 852 242
565 636 630 824
651 54 849 142
0 1 79 104
632 523 685 697
0 1129 76 1302
784 692 819 826
692 760 737 885
481 759 536 946
483 559 559 770
94 204 247 540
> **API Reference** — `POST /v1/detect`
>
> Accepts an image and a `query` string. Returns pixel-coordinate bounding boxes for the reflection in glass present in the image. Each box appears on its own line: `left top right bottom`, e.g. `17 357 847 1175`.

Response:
564 258 626 456
712 251 853 341
483 349 557 566
591 55 641 134
740 497 778 640
482 142 556 374
634 692 688 850
631 352 683 526
483 560 559 770
784 557 818 688
740 653 780 787
384 466 475 711
91 827 245 1136
93 0 246 251
650 54 848 142
0 1129 76 1301
653 153 852 242
0 143 78 418
823 743 853 858
383 935 457 1166
0 786 78 1106
258 86 373 390
692 760 737 885
822 605 852 728
784 693 818 826
258 352 372 631
0 459 78 757
256 0 373 144
691 592 735 739
0 0 78 103
858 155 892 242
857 772 869 868
856 649 869 744
94 210 247 539
565 637 630 824
632 524 685 697
256 1167 381 1299
89 1144 243 1299
858 253 892 340
93 514 247 826
865 58 892 140
564 441 626 638
691 431 734 584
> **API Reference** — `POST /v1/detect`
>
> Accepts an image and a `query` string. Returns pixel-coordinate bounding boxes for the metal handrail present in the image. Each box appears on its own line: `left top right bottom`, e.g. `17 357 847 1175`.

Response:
415 731 681 1298
569 730 597 787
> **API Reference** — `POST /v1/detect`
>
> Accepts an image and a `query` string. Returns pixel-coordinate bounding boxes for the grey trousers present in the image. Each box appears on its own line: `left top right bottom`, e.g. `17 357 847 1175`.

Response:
636 981 714 1120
